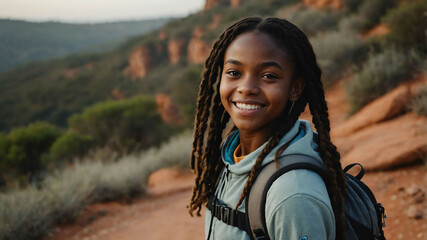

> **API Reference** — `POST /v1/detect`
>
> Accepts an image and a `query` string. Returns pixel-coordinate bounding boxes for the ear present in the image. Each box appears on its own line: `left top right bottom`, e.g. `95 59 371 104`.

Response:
289 77 305 102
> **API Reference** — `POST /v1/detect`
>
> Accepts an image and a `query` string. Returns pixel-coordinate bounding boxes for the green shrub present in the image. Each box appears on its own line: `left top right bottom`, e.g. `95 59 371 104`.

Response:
383 1 427 49
346 48 422 113
5 122 62 178
310 29 368 85
48 131 94 163
411 86 427 116
358 0 396 30
338 15 363 32
286 7 343 36
342 0 363 12
69 95 171 154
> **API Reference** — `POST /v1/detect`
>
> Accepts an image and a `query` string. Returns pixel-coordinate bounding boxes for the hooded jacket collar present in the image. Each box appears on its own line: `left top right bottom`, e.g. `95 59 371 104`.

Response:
221 120 322 175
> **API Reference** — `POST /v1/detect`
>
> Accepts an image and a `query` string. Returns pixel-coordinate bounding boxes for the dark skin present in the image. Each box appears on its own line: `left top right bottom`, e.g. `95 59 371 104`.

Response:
220 31 305 155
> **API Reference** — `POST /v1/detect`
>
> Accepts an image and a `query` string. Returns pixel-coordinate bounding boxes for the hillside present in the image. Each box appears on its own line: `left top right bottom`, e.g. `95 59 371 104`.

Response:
0 18 169 72
0 0 424 134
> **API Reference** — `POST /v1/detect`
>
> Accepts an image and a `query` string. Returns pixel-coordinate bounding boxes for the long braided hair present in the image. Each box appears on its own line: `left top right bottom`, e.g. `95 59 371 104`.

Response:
189 17 347 240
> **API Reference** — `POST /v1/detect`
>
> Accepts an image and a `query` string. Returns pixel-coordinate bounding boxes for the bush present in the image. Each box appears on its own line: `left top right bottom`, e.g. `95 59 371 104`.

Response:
346 48 422 113
285 7 343 36
383 1 427 49
5 122 62 178
48 131 94 163
358 0 396 30
411 86 427 116
342 0 363 12
310 29 368 85
69 95 172 154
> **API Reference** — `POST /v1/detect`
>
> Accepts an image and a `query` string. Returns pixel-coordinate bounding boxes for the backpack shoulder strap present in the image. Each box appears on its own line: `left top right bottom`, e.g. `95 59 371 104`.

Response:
245 154 329 240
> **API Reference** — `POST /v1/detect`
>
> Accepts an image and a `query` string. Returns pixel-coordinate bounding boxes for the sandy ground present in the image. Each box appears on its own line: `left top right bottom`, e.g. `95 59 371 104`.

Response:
45 165 426 240
46 80 426 240
46 169 205 240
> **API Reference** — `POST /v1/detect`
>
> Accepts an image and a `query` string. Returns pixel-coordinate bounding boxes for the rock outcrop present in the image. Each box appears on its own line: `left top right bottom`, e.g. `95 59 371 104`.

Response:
332 83 412 137
208 14 222 30
187 27 211 64
168 39 186 64
231 0 246 8
331 75 427 171
303 0 342 9
155 93 183 125
336 113 427 171
204 0 226 10
111 89 125 100
123 47 152 80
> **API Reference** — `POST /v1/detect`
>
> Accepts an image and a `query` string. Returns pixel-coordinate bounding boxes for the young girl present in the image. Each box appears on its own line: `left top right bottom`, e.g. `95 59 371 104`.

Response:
189 17 346 240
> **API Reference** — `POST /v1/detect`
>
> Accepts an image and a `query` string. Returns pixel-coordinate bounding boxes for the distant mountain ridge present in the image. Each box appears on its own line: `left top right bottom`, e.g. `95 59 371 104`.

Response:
0 18 170 72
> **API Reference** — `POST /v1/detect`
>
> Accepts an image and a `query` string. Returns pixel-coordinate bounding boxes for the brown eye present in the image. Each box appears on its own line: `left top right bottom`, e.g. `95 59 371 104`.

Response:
261 73 278 81
226 70 241 77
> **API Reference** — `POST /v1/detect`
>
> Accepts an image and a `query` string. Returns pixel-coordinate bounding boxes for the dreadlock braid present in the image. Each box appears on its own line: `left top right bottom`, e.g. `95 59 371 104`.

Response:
189 17 264 216
235 98 306 208
307 79 346 240
189 16 347 240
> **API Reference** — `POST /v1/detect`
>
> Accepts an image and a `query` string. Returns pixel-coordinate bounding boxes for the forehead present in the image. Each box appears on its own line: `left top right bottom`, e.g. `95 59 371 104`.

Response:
223 32 289 63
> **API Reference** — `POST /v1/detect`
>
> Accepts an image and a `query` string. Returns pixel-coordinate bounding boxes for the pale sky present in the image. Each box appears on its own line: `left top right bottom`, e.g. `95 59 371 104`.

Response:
0 0 205 23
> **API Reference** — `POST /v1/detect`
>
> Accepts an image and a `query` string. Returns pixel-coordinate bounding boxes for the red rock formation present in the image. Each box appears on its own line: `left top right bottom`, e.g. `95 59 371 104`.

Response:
204 0 226 10
155 93 183 125
332 76 426 137
231 0 245 8
64 68 79 78
208 14 222 30
336 113 427 171
168 39 186 64
123 47 152 80
111 89 125 100
187 27 211 64
303 0 342 9
86 63 94 70
158 31 167 40
363 24 390 39
332 84 411 137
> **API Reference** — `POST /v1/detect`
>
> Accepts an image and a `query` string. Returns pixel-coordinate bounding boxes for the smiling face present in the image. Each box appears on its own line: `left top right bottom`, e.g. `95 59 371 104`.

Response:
220 31 300 142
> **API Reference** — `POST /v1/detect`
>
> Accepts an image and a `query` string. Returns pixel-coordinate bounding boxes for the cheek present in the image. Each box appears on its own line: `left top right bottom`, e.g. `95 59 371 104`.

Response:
219 81 230 106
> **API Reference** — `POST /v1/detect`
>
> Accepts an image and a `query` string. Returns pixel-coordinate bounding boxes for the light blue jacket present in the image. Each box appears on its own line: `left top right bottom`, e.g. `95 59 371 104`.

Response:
205 120 335 240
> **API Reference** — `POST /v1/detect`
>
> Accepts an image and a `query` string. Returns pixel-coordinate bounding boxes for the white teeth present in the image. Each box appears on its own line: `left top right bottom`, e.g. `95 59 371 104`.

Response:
235 102 262 110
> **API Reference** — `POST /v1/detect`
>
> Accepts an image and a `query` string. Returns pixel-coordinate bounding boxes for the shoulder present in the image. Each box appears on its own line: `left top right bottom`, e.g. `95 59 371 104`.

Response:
265 169 336 240
267 169 330 205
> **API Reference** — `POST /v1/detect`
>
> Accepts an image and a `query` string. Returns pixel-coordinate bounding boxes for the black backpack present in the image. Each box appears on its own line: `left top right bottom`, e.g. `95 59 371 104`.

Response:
207 154 387 240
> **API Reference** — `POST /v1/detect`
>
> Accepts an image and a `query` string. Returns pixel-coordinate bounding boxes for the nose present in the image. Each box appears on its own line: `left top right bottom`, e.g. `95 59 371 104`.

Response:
237 75 260 95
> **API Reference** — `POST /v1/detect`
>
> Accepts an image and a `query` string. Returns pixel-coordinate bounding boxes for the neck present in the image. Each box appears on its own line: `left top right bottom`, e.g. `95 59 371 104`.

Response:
238 128 274 155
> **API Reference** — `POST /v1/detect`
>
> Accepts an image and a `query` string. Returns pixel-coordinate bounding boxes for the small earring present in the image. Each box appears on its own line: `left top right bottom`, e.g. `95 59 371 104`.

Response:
288 101 295 115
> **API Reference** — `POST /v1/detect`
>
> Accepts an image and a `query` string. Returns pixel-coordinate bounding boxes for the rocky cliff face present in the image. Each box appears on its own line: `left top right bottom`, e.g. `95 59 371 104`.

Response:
204 0 226 10
123 47 152 80
204 0 246 10
155 93 183 125
187 27 210 64
302 0 342 9
168 39 186 64
231 0 246 8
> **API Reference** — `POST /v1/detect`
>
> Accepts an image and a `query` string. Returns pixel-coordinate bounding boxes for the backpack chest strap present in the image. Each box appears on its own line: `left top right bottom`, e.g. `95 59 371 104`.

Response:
207 195 250 234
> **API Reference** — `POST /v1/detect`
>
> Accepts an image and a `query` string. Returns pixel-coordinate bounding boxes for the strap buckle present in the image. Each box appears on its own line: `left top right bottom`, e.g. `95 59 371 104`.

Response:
377 203 387 227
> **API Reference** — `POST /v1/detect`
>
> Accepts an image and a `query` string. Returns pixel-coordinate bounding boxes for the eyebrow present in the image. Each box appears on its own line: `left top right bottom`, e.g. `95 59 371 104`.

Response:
224 59 283 70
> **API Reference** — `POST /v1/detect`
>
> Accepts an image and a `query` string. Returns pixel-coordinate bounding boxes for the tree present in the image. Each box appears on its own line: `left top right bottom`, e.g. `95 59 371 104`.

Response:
6 122 62 180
